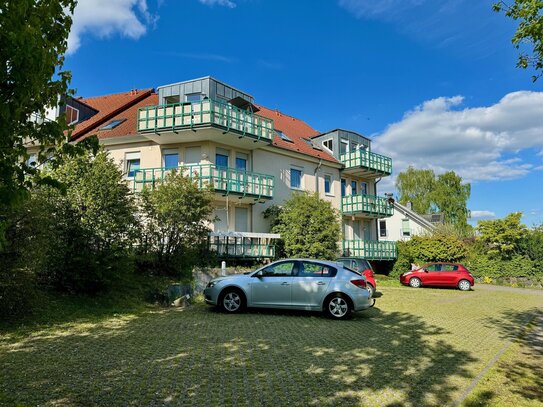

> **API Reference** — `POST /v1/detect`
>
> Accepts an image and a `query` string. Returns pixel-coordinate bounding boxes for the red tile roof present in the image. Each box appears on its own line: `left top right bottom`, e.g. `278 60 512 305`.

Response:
255 105 338 164
72 90 339 164
71 89 154 140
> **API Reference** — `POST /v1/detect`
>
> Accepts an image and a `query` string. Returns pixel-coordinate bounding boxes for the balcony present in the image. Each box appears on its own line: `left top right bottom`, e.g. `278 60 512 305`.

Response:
133 164 274 200
342 194 394 217
209 232 278 259
342 240 398 260
137 99 274 147
341 149 392 178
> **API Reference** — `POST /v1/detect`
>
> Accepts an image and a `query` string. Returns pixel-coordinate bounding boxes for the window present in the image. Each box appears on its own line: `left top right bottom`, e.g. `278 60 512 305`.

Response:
185 146 201 164
125 152 140 178
100 119 125 130
302 138 322 151
186 93 203 103
402 219 411 237
236 153 248 171
379 220 387 237
341 179 346 197
351 180 357 195
216 148 229 168
340 140 349 156
324 175 332 194
163 149 179 169
322 139 333 152
290 168 302 189
360 182 368 195
261 261 296 277
299 262 336 277
425 264 442 272
442 264 459 271
164 95 180 104
65 105 79 125
276 130 292 142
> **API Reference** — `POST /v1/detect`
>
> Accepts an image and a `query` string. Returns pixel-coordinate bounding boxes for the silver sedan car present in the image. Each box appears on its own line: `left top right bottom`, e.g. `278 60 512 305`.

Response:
204 259 374 319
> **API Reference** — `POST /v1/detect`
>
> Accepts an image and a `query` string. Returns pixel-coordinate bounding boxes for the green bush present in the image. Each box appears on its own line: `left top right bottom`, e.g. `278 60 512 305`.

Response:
391 234 468 277
0 268 40 321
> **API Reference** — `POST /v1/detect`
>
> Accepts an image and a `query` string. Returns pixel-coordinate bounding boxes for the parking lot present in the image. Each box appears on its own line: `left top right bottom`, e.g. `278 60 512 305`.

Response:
1 285 542 406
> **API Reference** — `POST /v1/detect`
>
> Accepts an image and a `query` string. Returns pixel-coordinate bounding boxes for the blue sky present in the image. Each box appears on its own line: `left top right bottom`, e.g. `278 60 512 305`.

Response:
65 0 543 226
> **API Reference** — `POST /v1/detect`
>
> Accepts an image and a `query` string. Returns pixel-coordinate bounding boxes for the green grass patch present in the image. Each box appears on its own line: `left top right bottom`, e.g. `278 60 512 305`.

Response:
1 285 542 406
462 316 543 407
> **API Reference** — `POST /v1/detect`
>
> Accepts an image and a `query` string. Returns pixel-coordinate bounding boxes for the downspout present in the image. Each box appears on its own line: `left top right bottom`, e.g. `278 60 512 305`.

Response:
314 158 323 194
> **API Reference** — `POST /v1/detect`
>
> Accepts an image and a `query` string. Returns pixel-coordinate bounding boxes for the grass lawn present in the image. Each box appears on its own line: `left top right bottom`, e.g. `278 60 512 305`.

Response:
1 284 542 406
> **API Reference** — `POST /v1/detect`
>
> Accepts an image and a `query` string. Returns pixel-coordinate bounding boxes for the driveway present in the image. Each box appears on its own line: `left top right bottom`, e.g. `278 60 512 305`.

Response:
1 285 542 406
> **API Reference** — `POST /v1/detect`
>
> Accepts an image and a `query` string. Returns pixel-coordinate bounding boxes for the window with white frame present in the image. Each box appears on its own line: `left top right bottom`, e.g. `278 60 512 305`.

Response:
125 152 140 178
339 140 349 156
163 149 179 169
65 105 79 125
402 218 411 237
290 167 302 189
324 174 332 195
322 139 333 152
379 220 387 237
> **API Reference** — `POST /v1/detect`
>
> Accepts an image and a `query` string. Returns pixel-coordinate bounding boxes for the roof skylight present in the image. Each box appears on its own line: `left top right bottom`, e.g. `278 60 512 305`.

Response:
276 129 293 142
101 119 126 130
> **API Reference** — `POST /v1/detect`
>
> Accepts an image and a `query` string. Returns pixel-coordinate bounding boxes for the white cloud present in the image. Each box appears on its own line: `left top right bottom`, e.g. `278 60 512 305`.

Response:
373 91 543 183
199 0 236 8
338 0 427 19
470 210 496 219
68 0 158 54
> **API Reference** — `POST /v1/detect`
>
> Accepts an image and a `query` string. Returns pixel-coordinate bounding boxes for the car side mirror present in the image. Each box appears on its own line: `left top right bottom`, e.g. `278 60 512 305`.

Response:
423 269 429 272
252 271 263 277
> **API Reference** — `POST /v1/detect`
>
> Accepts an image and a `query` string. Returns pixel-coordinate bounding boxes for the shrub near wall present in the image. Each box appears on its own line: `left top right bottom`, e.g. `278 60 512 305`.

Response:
391 234 468 277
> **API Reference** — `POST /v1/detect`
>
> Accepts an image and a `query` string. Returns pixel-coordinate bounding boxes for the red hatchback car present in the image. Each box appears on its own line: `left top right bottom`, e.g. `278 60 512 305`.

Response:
400 262 475 291
337 258 377 297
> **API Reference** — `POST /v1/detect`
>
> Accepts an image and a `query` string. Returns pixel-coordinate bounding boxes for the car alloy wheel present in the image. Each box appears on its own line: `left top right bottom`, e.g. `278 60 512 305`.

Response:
222 291 242 312
458 279 471 291
327 296 350 319
409 277 421 288
366 284 375 298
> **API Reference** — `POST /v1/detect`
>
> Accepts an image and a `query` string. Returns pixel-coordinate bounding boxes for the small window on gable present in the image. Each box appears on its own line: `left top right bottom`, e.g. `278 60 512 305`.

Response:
323 139 333 152
101 119 126 130
65 105 79 125
276 130 293 142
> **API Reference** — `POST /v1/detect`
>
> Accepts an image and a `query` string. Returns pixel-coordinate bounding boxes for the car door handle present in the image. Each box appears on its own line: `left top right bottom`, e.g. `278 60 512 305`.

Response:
281 281 290 286
317 281 326 285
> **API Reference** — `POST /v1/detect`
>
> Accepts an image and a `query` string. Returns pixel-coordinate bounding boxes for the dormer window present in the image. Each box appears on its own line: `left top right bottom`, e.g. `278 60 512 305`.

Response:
65 105 79 125
323 139 333 152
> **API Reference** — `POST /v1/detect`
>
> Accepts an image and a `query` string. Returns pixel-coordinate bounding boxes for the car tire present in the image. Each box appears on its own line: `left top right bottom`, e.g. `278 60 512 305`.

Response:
366 283 375 298
324 294 352 320
458 279 471 291
409 277 422 288
219 288 245 313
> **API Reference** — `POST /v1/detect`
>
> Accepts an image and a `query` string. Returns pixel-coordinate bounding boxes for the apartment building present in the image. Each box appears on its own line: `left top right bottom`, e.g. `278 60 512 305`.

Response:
48 76 396 261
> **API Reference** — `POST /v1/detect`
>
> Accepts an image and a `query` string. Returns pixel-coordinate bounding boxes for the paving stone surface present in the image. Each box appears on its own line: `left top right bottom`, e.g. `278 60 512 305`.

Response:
1 286 542 406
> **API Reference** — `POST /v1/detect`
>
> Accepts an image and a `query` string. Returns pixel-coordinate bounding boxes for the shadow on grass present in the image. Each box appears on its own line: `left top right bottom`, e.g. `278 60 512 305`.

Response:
0 301 478 407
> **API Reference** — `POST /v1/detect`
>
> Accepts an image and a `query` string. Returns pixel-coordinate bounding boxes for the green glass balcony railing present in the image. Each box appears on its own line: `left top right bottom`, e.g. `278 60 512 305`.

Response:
341 149 392 176
342 240 398 260
209 238 276 259
133 164 274 199
137 99 275 142
342 194 394 217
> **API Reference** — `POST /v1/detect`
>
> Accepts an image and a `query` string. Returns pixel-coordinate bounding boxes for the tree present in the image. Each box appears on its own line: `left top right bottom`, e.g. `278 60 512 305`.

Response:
271 193 341 260
430 171 471 233
477 212 527 259
2 150 139 293
395 167 436 214
494 0 543 81
138 171 215 277
0 0 97 245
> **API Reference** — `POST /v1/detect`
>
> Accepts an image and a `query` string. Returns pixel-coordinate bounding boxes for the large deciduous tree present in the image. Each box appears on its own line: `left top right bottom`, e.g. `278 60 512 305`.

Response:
271 193 341 260
395 167 436 214
494 0 543 81
395 167 471 233
0 0 97 245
